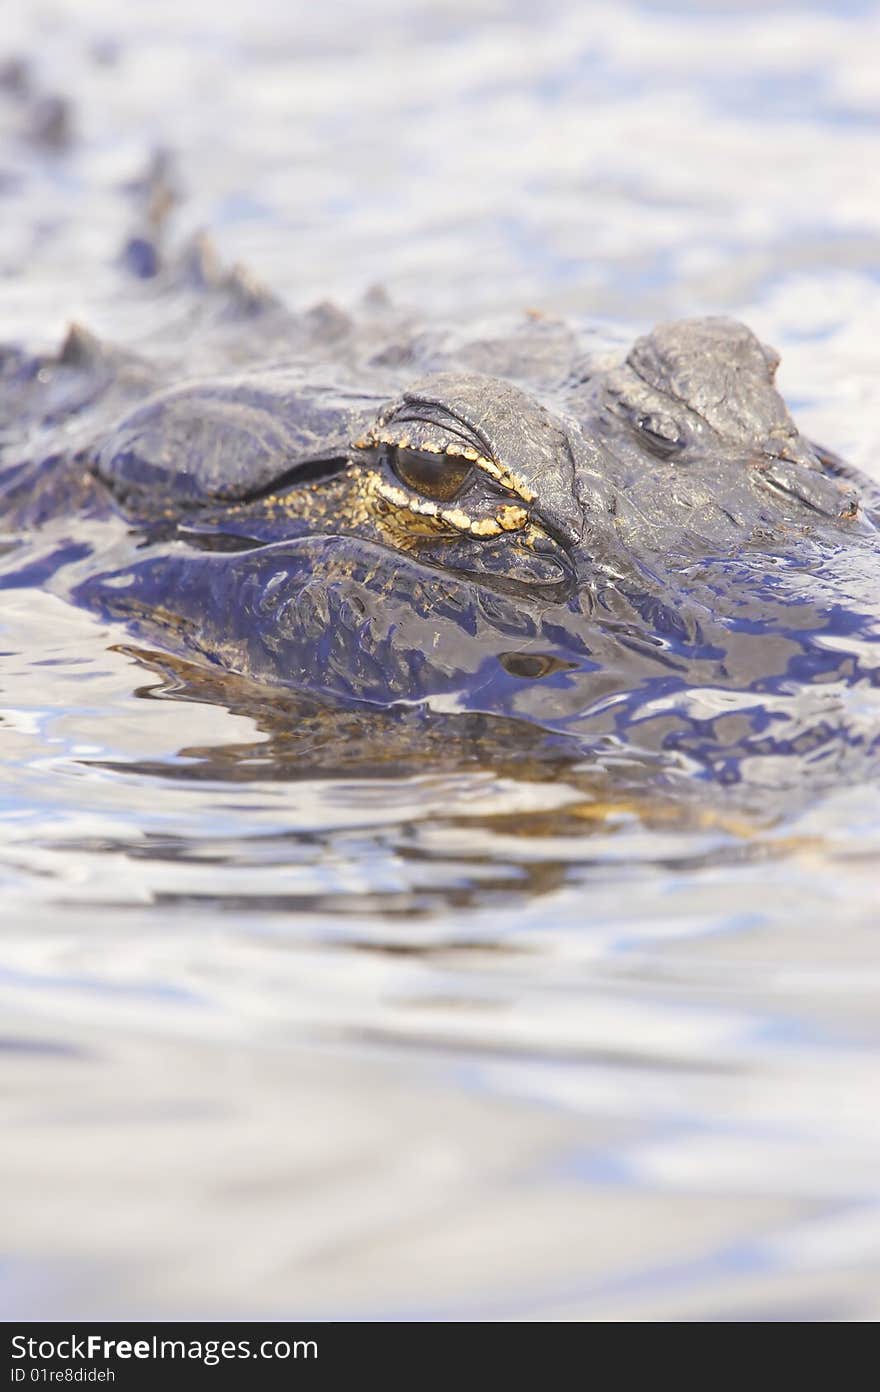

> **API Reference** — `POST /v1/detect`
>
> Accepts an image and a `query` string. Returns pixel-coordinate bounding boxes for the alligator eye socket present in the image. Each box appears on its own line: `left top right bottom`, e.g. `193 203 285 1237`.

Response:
634 414 683 455
388 445 475 502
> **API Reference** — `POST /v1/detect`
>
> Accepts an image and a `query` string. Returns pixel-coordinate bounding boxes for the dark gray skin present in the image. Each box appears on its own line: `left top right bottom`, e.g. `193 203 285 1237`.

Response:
2 300 878 799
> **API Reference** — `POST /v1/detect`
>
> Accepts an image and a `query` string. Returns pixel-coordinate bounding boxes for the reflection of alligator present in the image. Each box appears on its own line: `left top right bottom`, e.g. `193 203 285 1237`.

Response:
2 269 878 789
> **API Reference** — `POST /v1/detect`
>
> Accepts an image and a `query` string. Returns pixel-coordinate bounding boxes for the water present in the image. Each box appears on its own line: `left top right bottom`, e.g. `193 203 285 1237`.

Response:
2 0 880 1321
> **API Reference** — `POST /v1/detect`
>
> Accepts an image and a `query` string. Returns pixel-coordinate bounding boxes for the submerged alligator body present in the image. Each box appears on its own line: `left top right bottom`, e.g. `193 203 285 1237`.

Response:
2 261 879 795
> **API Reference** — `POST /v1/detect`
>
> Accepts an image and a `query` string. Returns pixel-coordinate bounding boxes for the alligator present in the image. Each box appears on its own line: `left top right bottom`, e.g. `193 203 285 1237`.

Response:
2 247 879 797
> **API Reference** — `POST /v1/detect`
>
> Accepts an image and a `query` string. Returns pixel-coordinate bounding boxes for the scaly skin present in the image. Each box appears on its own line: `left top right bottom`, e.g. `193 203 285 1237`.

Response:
1 299 878 795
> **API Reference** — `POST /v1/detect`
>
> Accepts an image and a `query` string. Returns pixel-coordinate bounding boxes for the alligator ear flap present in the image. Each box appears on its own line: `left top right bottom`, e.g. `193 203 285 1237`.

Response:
243 442 352 500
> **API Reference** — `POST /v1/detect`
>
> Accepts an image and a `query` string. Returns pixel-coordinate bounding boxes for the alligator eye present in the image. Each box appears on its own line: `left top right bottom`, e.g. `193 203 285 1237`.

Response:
388 445 475 502
634 413 683 455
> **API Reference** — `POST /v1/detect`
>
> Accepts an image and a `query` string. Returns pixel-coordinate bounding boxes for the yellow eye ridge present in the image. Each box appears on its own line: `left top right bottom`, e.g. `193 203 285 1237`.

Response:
352 430 537 506
364 471 528 539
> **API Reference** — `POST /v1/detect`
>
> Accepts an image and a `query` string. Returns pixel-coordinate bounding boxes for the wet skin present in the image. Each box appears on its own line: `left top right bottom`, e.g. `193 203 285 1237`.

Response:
1 306 878 792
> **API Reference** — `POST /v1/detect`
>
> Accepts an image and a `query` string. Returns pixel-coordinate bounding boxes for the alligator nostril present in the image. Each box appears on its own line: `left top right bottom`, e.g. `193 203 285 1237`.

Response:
752 453 860 519
761 435 822 471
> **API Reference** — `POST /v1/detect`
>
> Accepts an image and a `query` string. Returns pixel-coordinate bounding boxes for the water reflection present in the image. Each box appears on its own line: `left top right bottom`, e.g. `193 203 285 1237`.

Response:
4 595 880 1322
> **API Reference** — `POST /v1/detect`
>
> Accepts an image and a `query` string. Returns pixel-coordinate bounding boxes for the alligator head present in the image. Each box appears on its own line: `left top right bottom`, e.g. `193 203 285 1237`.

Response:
62 315 876 787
